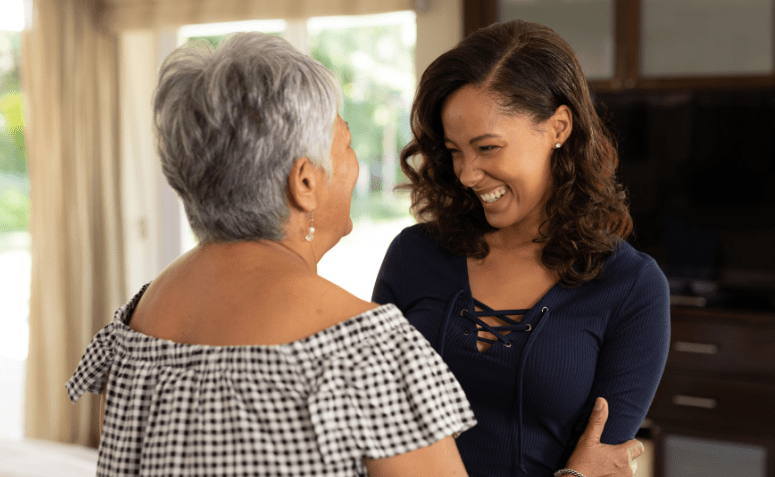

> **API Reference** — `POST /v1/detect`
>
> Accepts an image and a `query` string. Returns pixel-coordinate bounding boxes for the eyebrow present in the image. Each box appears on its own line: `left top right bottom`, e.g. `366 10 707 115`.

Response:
444 133 501 145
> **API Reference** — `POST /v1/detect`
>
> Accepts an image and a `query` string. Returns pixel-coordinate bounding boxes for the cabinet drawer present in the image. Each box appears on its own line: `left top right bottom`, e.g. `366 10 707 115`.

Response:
650 373 775 428
667 320 775 377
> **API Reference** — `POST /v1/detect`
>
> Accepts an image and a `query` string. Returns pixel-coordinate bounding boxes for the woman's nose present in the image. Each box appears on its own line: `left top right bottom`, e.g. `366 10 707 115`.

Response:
456 155 484 188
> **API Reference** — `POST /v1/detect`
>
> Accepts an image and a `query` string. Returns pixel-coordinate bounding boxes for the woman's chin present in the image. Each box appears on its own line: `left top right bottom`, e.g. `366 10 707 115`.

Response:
343 217 354 237
482 210 512 230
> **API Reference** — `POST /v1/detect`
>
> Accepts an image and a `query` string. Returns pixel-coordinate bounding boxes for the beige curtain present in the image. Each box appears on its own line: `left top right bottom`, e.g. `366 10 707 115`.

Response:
23 0 125 447
98 0 416 31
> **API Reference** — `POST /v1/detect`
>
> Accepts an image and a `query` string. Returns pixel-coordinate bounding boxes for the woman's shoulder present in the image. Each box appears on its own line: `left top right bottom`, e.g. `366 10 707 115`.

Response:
124 267 384 347
388 223 460 264
235 272 386 345
391 222 435 246
561 241 670 313
597 240 670 317
377 223 468 297
312 276 382 324
605 240 667 285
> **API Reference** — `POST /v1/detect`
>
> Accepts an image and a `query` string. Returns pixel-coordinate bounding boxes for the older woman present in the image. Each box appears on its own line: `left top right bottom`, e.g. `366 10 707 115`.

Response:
373 20 670 477
65 32 475 476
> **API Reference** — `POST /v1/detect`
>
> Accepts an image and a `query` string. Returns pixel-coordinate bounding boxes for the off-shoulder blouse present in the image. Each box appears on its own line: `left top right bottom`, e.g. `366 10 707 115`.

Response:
66 283 477 476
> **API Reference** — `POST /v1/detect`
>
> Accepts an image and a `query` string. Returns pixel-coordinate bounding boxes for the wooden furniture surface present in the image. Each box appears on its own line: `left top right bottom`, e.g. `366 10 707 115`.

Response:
648 306 775 477
463 0 775 91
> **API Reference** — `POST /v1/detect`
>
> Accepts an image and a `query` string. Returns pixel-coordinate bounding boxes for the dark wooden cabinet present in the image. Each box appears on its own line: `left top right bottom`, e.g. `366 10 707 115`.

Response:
648 307 775 477
463 0 775 91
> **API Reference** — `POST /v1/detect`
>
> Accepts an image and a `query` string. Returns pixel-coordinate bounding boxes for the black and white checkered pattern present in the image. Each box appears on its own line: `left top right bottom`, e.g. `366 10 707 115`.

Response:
66 285 476 476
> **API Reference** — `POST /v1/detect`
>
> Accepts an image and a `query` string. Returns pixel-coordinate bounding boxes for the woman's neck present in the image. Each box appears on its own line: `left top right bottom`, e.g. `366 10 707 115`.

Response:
194 239 317 274
485 220 544 255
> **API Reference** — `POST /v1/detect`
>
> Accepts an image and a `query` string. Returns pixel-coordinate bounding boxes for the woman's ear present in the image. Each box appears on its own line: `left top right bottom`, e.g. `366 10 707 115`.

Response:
550 105 573 145
287 156 320 213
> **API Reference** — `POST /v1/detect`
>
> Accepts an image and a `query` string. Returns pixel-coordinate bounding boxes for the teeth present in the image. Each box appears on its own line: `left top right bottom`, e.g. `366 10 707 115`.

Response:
480 189 506 203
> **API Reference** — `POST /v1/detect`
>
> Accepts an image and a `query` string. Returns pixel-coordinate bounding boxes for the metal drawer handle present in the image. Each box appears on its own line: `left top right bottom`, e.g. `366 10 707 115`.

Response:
673 341 718 355
672 395 717 409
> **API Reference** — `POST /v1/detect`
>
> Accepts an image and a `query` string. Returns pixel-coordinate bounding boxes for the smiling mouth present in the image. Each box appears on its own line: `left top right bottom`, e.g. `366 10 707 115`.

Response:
480 188 506 203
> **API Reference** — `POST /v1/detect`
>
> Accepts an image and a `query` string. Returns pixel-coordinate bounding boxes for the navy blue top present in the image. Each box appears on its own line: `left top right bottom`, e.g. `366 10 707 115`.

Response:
372 224 671 477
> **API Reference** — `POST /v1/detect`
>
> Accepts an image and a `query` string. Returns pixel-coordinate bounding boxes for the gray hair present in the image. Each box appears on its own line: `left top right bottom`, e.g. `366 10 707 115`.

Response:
153 32 342 242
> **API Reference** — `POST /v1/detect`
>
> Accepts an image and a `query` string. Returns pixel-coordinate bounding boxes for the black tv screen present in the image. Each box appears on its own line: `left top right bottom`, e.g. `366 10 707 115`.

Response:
593 88 775 310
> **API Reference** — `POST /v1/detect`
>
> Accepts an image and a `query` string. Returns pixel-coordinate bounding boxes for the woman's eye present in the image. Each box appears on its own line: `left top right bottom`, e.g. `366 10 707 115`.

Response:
479 145 498 152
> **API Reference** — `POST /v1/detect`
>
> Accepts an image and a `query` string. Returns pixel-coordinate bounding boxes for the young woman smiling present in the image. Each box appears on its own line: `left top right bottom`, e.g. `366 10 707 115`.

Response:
373 20 670 477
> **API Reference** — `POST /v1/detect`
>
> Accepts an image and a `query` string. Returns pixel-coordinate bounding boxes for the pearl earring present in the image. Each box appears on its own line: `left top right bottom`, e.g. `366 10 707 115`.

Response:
305 210 315 241
555 142 562 149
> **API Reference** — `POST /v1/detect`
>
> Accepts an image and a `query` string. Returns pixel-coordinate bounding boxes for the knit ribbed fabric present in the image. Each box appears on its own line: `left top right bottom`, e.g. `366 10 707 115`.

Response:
373 224 671 477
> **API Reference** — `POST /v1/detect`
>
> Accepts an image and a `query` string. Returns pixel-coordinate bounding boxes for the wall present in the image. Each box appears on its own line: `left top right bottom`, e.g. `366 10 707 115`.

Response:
415 0 463 78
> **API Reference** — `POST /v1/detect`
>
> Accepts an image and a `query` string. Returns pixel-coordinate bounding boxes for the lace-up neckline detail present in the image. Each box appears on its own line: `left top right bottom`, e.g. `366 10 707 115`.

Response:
460 298 533 351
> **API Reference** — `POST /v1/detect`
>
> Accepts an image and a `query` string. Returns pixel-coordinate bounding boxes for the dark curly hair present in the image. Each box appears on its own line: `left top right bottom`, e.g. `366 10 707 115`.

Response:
401 20 632 287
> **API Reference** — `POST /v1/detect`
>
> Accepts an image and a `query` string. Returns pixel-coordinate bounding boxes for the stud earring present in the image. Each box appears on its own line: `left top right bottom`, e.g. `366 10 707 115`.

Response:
555 142 562 149
305 210 315 242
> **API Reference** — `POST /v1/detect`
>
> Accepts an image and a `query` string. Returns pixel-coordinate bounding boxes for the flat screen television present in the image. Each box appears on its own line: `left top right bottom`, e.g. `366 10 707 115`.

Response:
593 88 775 311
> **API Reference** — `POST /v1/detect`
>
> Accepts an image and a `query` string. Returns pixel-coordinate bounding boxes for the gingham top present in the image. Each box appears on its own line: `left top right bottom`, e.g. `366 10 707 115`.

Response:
66 284 477 476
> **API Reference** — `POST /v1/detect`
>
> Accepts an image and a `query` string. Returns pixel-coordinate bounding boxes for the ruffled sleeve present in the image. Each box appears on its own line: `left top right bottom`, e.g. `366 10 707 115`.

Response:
306 305 477 465
65 322 118 402
65 283 148 403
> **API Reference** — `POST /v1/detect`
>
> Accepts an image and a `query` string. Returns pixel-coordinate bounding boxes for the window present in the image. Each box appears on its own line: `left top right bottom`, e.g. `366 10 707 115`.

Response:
178 12 418 300
0 0 29 440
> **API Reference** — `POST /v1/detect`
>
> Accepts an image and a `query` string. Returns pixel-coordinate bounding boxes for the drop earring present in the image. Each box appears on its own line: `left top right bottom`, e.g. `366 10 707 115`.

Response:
305 210 315 242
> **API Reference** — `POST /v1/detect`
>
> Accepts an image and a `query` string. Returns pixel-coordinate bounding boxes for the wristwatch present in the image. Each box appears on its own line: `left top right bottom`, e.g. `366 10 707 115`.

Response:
554 469 586 477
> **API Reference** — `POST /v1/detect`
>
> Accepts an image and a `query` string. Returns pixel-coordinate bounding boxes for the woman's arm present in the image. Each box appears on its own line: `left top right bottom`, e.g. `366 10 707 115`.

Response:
562 398 643 477
365 436 468 477
561 259 669 476
565 260 670 451
365 398 642 477
365 396 644 477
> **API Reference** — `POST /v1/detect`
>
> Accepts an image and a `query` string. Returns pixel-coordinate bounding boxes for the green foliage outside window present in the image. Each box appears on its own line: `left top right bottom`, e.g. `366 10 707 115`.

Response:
310 22 415 220
0 31 28 233
310 25 414 168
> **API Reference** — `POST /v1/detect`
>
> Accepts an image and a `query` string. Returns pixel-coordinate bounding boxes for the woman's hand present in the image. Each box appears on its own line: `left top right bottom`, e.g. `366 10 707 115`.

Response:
563 397 644 477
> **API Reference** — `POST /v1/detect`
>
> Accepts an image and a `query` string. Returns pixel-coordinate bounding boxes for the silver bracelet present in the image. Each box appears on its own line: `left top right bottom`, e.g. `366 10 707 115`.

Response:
554 469 586 477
